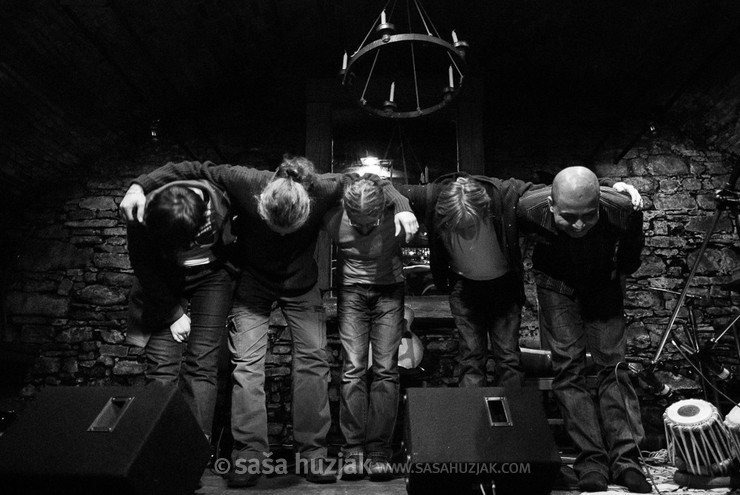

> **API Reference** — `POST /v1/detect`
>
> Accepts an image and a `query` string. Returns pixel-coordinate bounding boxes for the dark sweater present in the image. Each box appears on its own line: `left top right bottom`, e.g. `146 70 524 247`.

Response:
517 186 644 294
135 161 411 294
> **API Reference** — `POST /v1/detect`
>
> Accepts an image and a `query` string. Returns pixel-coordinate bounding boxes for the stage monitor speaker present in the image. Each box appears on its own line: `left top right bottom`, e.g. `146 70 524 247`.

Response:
404 387 560 495
0 382 210 495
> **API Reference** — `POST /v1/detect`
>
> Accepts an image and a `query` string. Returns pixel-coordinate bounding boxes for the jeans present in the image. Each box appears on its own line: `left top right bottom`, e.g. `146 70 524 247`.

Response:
338 283 404 460
449 271 523 388
229 273 330 462
145 265 234 439
536 281 644 480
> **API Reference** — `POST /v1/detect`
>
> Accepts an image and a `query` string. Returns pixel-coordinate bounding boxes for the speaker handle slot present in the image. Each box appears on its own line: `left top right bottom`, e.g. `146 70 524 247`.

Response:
88 396 135 432
484 396 513 427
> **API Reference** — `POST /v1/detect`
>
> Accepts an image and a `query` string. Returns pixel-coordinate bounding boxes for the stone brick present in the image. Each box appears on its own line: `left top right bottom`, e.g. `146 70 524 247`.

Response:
57 278 74 296
112 360 147 375
633 255 667 277
102 227 127 236
77 284 128 305
266 353 292 365
266 366 291 377
56 327 94 344
64 219 118 229
646 156 690 175
99 328 126 344
99 344 129 357
652 193 696 211
93 253 130 270
97 272 134 287
61 357 79 374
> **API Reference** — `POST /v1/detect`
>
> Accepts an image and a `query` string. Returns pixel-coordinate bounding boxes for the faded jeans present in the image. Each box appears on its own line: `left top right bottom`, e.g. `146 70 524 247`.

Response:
537 281 644 480
449 271 524 388
229 273 330 462
145 265 234 439
338 283 404 460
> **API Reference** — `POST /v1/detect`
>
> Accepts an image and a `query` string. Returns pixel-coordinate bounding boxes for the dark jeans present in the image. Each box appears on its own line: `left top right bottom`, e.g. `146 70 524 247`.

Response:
145 265 234 439
337 283 404 460
449 271 523 388
537 281 644 480
229 273 330 462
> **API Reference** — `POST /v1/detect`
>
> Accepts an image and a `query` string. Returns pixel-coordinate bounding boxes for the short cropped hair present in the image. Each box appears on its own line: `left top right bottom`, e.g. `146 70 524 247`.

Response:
434 177 491 243
145 185 206 253
257 155 316 233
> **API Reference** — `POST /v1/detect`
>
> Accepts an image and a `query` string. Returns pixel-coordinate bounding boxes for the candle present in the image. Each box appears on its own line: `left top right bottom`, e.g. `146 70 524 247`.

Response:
342 51 348 70
389 81 395 102
452 30 458 43
381 10 386 24
448 66 454 88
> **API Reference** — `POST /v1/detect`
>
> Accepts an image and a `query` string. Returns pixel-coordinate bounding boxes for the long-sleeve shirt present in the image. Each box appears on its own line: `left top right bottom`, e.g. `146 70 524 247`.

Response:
134 161 411 294
517 186 644 295
399 173 542 303
322 203 404 286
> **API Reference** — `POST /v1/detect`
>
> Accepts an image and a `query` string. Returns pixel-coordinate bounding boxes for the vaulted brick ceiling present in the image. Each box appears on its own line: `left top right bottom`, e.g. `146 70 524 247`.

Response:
2 0 740 204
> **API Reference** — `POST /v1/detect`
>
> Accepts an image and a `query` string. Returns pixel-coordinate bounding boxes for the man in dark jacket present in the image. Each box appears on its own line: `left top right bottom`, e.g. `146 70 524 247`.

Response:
517 166 650 493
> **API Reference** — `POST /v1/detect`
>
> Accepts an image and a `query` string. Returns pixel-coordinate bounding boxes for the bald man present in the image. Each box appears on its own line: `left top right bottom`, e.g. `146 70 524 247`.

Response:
517 167 649 493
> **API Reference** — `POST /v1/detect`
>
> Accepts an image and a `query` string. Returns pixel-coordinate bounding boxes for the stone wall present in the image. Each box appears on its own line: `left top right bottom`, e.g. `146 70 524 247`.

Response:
3 133 740 449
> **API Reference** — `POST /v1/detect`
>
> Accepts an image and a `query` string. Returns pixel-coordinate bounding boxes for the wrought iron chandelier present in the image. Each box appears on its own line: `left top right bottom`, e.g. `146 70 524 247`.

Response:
340 0 469 119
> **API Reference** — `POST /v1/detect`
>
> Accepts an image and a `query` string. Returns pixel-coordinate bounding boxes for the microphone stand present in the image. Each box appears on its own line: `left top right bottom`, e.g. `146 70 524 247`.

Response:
647 180 740 403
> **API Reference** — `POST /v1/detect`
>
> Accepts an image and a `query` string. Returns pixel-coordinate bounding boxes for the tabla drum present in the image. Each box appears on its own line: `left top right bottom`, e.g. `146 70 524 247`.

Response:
664 399 737 476
722 404 740 459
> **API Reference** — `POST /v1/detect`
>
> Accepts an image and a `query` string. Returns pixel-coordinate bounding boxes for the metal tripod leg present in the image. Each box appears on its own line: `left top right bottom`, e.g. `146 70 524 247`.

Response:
650 209 723 366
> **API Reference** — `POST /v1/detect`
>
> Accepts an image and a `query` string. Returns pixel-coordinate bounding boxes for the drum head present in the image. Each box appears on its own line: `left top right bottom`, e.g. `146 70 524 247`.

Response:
665 399 717 426
725 405 740 427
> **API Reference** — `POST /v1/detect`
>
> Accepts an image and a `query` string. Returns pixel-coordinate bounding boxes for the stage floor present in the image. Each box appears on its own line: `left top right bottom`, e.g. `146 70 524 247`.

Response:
196 454 740 494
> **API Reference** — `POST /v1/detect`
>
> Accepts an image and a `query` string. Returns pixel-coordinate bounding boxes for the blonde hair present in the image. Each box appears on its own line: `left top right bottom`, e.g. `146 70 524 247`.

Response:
342 173 386 219
434 177 491 243
257 155 316 232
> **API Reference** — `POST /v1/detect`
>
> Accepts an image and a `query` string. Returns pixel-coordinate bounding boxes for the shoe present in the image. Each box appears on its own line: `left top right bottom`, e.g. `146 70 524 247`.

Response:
340 452 365 481
578 471 608 492
226 470 261 488
304 458 338 484
615 468 651 493
367 455 394 481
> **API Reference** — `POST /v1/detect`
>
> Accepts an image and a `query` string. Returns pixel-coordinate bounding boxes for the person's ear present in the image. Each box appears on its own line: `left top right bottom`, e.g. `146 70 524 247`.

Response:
547 195 555 213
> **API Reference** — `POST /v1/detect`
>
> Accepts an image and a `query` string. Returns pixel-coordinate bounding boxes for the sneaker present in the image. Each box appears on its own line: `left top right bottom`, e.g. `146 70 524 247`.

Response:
367 455 393 481
304 458 338 484
340 452 365 481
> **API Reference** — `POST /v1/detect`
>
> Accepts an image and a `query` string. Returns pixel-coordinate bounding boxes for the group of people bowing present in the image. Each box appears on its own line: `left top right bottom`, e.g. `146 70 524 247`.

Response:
119 156 651 493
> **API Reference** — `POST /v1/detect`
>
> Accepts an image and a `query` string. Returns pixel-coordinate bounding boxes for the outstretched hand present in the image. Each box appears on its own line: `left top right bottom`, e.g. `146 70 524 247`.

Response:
394 211 419 243
120 184 147 223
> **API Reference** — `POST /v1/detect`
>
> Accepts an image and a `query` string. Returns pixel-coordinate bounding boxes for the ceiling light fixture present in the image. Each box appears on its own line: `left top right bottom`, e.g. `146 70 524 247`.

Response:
340 0 469 119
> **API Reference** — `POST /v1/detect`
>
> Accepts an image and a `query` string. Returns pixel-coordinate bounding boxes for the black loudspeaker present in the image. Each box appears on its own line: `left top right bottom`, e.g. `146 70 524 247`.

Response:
0 383 210 495
404 387 560 495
